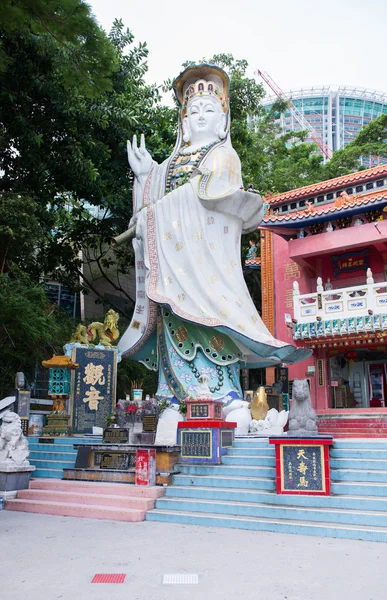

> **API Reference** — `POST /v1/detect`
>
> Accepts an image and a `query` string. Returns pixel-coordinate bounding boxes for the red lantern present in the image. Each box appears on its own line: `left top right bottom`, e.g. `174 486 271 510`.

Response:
344 351 358 361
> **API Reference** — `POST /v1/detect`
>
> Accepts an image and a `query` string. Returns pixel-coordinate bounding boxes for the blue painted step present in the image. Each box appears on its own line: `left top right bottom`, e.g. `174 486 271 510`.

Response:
232 440 272 449
146 510 387 543
172 474 276 491
177 465 275 478
27 436 102 478
330 449 387 459
154 497 387 527
32 468 64 479
331 468 387 483
331 458 387 470
332 481 387 497
165 485 387 511
221 456 276 467
146 437 387 541
332 440 387 450
227 447 275 456
29 451 77 461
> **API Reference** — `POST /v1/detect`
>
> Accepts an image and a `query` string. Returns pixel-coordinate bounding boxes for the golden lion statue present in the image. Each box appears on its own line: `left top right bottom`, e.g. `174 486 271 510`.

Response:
70 309 120 347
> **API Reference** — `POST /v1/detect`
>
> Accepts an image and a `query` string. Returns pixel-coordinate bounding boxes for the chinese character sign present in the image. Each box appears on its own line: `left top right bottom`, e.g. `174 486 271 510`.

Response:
281 445 325 493
331 250 369 277
70 347 117 434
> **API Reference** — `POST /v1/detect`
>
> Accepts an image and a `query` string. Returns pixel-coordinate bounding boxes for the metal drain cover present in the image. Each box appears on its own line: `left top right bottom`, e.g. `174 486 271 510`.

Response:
163 574 198 585
91 574 126 584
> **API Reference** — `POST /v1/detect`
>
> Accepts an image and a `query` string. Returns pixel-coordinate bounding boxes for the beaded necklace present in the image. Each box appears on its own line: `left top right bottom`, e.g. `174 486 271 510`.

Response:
165 141 217 194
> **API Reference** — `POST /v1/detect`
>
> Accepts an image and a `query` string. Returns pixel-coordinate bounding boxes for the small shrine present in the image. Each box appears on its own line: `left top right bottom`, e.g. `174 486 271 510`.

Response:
41 355 79 436
177 375 236 464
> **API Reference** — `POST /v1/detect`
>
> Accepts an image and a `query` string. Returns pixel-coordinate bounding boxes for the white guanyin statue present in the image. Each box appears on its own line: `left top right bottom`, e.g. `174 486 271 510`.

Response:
118 64 310 405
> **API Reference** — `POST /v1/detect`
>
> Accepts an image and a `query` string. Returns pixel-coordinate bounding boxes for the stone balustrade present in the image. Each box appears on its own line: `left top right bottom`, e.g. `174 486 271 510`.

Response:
292 270 387 340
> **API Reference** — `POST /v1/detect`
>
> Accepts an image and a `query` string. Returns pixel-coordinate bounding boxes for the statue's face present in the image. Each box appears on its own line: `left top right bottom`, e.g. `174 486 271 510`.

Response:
186 95 223 142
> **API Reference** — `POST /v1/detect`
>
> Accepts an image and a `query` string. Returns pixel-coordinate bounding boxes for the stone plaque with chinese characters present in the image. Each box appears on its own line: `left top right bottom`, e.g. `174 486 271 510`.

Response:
281 445 325 493
70 347 117 434
103 428 130 444
190 404 209 419
181 431 211 458
94 451 135 470
142 415 158 432
16 389 31 419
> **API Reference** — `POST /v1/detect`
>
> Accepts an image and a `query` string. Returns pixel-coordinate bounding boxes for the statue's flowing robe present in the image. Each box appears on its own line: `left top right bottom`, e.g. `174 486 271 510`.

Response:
119 143 310 401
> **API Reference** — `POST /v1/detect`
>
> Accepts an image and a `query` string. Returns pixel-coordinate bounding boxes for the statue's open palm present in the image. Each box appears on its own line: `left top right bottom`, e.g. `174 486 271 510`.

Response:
127 134 152 178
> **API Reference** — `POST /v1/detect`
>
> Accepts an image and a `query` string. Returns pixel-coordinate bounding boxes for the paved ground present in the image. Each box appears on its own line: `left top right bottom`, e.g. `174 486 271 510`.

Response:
1 511 386 600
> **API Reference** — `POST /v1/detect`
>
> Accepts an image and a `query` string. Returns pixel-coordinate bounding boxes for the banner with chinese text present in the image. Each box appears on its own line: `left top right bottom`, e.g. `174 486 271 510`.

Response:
331 250 369 277
70 347 117 434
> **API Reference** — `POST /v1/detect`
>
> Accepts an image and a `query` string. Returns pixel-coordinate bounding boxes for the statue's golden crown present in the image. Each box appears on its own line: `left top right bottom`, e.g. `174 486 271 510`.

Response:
173 64 229 117
183 79 225 110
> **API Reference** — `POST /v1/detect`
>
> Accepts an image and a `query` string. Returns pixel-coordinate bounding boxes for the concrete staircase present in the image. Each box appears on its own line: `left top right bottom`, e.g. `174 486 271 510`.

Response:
317 411 387 438
146 438 387 542
5 479 164 522
27 436 101 478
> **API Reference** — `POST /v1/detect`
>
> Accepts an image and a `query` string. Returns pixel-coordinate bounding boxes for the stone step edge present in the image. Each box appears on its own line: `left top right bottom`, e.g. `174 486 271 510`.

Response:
157 497 387 517
178 464 276 470
147 509 387 532
331 439 387 442
6 498 145 513
331 456 387 466
29 452 77 456
331 467 387 474
167 485 387 503
330 449 387 453
19 489 155 503
31 469 63 473
29 479 164 496
29 459 75 465
173 474 275 481
332 481 387 488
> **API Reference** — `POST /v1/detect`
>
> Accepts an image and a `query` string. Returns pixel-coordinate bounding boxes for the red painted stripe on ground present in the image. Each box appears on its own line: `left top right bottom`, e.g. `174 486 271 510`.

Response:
91 574 126 584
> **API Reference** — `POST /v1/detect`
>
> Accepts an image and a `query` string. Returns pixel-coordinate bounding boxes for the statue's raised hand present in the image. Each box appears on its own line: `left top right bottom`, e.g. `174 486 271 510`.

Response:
127 134 153 179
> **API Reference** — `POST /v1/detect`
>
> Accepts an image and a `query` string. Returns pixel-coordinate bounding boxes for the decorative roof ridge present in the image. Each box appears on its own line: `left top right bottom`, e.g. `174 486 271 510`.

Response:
264 164 387 205
262 189 387 223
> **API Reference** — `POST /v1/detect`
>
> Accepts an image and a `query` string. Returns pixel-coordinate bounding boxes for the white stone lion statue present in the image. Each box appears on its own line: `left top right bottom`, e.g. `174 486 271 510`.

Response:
0 411 30 465
288 379 318 434
223 400 288 436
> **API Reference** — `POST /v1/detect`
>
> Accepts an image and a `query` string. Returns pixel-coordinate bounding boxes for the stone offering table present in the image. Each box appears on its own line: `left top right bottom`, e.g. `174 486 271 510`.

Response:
63 443 180 486
269 436 333 496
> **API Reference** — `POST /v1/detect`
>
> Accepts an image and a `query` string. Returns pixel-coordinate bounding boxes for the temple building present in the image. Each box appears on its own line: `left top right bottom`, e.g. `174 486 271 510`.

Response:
259 164 387 430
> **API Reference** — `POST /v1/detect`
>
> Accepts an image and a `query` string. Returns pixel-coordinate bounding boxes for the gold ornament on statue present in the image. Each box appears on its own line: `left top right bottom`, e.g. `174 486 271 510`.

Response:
250 386 269 421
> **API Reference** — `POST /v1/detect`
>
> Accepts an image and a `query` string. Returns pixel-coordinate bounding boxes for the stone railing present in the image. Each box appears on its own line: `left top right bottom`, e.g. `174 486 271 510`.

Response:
292 269 387 340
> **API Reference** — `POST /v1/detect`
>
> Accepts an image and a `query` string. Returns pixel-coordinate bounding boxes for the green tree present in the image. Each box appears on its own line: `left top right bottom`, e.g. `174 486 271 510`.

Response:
0 19 175 304
0 272 74 397
0 0 117 95
323 114 387 179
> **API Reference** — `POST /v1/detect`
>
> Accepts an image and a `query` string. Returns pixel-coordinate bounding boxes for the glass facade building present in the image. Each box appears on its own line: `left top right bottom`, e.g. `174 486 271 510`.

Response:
263 87 387 163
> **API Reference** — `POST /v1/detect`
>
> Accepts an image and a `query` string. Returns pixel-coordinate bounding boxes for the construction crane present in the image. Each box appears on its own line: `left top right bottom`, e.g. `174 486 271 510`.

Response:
256 69 333 160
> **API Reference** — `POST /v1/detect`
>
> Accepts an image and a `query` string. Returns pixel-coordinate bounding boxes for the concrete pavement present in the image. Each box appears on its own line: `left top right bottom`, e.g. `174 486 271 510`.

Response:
1 510 386 600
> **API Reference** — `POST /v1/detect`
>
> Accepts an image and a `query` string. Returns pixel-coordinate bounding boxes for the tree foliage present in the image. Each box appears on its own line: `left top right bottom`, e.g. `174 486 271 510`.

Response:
323 114 387 179
0 0 117 95
0 19 175 295
0 272 74 397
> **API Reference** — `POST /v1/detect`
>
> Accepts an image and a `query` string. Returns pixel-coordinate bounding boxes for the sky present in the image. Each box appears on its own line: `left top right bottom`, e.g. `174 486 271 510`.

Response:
88 0 387 102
